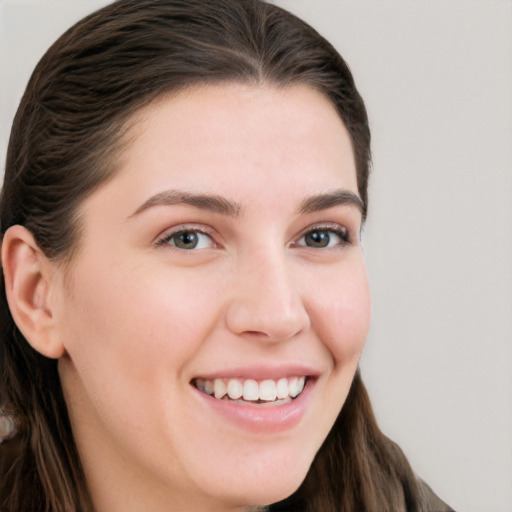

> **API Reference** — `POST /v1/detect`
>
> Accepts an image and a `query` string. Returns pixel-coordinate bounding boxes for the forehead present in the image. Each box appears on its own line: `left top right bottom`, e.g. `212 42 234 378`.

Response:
120 83 357 190
79 83 359 227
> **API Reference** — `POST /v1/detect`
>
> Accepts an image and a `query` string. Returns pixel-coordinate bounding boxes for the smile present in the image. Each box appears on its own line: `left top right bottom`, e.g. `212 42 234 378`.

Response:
193 376 306 404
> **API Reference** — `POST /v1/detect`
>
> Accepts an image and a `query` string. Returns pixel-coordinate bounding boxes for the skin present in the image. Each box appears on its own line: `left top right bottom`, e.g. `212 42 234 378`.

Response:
4 84 371 511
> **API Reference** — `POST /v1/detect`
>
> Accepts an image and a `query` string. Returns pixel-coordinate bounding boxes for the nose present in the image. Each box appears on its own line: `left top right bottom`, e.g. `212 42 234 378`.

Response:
225 249 311 342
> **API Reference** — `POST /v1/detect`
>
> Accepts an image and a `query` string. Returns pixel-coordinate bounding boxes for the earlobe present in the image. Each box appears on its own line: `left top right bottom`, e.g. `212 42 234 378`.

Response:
1 225 65 359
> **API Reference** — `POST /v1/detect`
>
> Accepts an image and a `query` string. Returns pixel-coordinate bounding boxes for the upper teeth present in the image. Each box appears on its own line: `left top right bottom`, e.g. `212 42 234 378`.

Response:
195 376 306 402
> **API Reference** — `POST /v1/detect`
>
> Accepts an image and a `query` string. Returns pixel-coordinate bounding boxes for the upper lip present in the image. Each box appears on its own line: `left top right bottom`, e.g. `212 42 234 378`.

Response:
190 364 322 382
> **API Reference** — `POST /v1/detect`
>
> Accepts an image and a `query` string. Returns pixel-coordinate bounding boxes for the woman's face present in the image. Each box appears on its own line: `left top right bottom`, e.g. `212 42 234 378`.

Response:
55 84 371 511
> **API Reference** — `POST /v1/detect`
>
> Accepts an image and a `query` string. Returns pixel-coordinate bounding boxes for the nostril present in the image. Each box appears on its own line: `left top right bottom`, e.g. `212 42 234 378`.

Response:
224 264 310 340
234 315 309 343
225 299 311 341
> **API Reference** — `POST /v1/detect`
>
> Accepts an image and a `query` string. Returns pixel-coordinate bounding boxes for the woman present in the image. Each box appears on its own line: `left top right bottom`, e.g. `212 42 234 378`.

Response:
0 1 453 510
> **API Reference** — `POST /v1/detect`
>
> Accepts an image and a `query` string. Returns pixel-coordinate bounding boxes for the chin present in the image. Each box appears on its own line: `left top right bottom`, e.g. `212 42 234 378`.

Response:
196 451 311 509
216 480 304 510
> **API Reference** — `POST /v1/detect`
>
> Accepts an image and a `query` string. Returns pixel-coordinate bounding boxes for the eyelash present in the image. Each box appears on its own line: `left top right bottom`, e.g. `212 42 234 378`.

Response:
295 223 351 249
155 223 351 250
155 225 215 249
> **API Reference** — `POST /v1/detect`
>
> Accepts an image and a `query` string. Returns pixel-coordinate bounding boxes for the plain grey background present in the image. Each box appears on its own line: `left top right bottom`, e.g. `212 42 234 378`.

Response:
1 1 511 511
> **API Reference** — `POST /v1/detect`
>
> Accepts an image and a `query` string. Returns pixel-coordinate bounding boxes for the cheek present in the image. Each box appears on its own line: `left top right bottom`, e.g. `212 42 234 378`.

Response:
60 259 223 391
58 258 228 473
309 258 371 364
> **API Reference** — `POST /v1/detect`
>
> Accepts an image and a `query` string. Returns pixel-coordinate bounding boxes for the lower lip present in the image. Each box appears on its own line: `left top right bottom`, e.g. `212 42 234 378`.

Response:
191 379 315 434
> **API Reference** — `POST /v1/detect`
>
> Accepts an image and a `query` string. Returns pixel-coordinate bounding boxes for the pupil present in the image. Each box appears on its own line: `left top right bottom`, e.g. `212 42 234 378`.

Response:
177 231 198 248
307 231 329 247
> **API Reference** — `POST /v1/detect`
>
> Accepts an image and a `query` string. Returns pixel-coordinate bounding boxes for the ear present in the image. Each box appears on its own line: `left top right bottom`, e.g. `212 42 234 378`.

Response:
1 225 65 359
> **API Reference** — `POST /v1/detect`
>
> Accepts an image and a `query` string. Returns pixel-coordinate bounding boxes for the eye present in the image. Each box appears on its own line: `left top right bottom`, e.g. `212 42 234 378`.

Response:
158 229 214 250
295 226 349 249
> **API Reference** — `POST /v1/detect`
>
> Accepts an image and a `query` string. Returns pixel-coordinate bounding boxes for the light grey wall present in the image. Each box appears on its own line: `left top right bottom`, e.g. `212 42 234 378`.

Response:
1 1 511 511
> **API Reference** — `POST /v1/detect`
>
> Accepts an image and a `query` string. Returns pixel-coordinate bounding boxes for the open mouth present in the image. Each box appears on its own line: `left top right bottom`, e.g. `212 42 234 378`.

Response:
193 376 307 405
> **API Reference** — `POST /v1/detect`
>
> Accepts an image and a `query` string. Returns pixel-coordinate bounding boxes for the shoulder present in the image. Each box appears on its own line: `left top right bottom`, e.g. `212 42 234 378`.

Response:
417 478 456 512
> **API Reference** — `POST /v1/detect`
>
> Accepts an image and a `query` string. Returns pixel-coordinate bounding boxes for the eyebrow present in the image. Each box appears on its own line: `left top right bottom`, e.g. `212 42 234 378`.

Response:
298 189 365 217
130 188 365 220
130 190 241 218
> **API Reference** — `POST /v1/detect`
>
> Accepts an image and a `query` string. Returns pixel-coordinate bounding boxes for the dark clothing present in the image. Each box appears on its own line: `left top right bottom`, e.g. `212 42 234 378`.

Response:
418 479 456 512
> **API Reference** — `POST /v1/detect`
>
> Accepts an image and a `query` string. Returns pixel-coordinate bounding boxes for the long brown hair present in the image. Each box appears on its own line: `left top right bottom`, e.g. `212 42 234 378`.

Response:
1 1 422 510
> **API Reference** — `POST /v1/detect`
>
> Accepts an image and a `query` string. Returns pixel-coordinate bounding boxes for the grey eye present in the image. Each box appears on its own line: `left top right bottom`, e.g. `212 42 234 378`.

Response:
304 230 331 248
297 228 348 248
166 230 213 250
